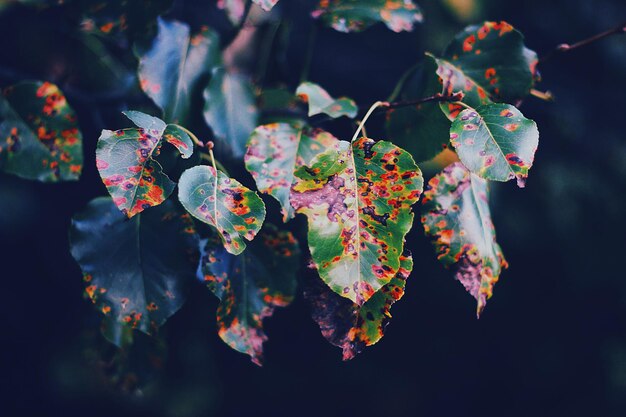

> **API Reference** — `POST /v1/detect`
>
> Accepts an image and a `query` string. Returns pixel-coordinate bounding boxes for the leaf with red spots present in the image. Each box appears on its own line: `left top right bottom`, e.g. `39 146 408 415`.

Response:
312 0 423 33
245 123 342 221
421 162 507 316
0 81 83 182
69 197 199 347
296 82 358 119
137 18 220 125
433 21 537 118
449 103 538 187
291 137 423 305
385 55 452 162
306 252 412 360
96 111 195 218
178 165 266 255
203 67 259 158
199 224 299 366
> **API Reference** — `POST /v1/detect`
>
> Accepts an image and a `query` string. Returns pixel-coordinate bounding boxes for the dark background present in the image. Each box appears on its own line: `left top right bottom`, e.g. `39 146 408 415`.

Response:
1 0 626 416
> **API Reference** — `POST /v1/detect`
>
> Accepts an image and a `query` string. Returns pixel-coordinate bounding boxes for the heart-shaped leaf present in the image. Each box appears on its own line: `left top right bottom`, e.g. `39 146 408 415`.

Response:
421 162 508 316
96 111 194 217
199 224 299 366
291 137 423 304
137 18 220 124
203 68 259 158
0 81 83 182
296 82 358 119
245 123 341 221
69 197 199 346
312 0 423 33
449 103 539 187
306 251 412 360
178 165 266 255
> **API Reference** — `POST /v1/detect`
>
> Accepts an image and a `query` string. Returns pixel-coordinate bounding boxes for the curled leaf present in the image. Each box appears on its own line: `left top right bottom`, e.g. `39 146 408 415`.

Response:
296 82 358 119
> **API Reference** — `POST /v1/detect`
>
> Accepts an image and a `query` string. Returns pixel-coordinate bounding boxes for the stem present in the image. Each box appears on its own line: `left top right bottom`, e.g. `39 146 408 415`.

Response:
530 89 555 102
386 62 421 102
540 21 626 63
384 91 464 110
351 101 386 142
200 153 230 175
177 125 204 148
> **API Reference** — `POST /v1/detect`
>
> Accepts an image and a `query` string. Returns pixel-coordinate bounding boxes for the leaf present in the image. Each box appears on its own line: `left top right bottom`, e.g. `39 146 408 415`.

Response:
421 162 507 316
258 87 303 125
96 111 194 218
312 0 423 33
253 0 279 11
178 165 266 255
218 0 247 25
199 224 299 365
203 68 259 158
69 197 199 346
0 81 83 182
245 123 341 221
296 82 358 119
137 18 221 124
291 137 423 304
433 21 537 117
385 55 452 162
449 103 539 187
305 251 412 360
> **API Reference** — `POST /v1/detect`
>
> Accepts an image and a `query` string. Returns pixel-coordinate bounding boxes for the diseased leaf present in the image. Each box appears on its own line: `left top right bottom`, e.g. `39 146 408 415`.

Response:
449 103 538 187
296 82 358 119
0 81 83 182
253 0 279 11
434 21 537 118
96 111 194 217
421 162 507 316
178 165 266 255
69 197 199 346
312 0 423 33
199 224 299 366
306 252 412 360
385 55 452 162
203 68 259 158
291 137 423 304
137 18 220 124
245 123 341 221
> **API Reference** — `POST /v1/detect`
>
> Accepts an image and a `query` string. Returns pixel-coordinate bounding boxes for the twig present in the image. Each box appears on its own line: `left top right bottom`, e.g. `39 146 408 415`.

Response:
540 21 626 63
382 91 464 111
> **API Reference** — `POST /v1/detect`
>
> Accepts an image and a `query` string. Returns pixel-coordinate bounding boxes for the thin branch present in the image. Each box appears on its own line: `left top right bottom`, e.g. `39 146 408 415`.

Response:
381 91 464 111
540 21 626 63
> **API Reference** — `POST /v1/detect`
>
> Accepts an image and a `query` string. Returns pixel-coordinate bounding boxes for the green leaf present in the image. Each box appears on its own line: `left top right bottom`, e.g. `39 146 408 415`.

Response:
449 103 538 187
421 162 507 316
296 82 358 119
178 165 266 255
313 0 423 33
203 68 259 159
69 197 199 346
306 252 412 360
245 122 341 221
433 21 537 118
96 111 194 218
199 224 299 366
385 55 452 162
291 137 423 304
258 87 304 125
0 81 83 182
137 18 221 124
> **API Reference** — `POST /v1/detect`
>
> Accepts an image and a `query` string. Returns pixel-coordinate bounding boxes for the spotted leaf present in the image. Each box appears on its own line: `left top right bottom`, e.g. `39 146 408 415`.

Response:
203 68 259 158
69 197 199 346
421 162 507 316
96 111 195 217
449 103 538 187
312 0 423 33
199 224 299 366
0 81 83 182
291 137 423 304
245 123 342 221
386 55 452 162
434 21 537 118
137 18 220 124
296 82 358 119
178 165 266 255
306 252 412 360
80 0 173 38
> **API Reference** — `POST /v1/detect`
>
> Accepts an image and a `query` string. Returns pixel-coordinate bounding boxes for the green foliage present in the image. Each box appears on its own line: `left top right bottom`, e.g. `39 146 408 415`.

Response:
296 82 358 119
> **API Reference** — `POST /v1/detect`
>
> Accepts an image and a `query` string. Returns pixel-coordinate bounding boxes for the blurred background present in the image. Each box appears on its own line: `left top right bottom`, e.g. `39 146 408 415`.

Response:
1 0 625 416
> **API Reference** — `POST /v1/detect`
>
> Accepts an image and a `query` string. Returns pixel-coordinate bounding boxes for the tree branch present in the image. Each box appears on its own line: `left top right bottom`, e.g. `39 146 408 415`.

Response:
380 91 464 110
540 21 626 63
